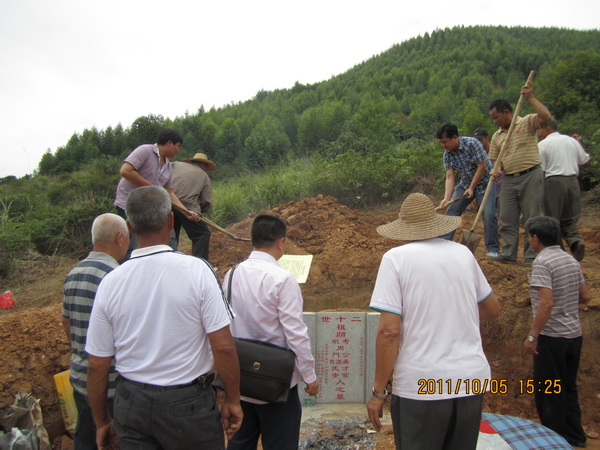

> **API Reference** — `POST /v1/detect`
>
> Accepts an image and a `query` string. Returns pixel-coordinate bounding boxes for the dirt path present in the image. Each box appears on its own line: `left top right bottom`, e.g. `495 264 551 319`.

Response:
1 194 599 448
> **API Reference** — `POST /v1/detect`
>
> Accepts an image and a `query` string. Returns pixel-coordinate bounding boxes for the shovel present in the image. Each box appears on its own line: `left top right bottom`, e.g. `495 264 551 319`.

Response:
460 70 536 253
434 194 466 212
197 215 251 242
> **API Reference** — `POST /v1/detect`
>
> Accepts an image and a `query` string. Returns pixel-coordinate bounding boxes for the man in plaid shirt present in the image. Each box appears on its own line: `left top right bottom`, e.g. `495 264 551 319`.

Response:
437 123 500 257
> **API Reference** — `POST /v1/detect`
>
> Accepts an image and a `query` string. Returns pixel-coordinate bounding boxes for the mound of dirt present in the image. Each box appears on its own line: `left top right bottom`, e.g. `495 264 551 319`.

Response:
1 194 599 448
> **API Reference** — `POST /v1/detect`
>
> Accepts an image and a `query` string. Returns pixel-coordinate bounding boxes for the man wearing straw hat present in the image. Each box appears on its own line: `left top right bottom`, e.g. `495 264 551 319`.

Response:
367 193 500 450
172 153 217 260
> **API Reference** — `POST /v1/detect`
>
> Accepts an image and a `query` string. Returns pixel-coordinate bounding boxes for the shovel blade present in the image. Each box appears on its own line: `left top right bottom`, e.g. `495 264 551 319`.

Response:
460 229 481 253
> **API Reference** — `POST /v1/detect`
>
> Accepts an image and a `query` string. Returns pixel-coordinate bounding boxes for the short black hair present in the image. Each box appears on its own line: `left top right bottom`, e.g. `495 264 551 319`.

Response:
489 99 512 114
436 123 458 140
156 128 183 146
525 216 560 247
251 214 286 248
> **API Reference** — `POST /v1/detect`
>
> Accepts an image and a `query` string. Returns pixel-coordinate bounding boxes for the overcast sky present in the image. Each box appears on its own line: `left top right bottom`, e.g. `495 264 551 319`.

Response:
1 0 598 178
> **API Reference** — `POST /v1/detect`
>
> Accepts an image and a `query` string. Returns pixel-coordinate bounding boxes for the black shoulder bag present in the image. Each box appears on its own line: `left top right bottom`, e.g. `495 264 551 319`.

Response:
214 265 296 403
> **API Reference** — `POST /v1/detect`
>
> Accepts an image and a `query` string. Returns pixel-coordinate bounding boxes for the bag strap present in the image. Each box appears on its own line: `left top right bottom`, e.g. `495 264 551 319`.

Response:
226 264 238 305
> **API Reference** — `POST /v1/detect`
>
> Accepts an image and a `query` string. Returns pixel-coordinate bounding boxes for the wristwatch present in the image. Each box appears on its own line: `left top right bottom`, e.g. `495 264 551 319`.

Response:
527 335 537 342
372 387 388 399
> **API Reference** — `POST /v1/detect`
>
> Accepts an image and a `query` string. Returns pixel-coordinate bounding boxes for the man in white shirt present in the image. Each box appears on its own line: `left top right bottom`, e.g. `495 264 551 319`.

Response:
224 214 319 450
86 186 242 449
367 193 500 450
538 119 590 261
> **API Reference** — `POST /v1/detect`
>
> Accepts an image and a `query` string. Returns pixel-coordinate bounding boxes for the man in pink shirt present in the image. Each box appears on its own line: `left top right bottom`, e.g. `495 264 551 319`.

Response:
114 128 199 260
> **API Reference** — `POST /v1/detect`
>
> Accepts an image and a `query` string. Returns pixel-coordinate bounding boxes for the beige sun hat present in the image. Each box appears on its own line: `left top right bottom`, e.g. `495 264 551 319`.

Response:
183 153 217 171
377 193 462 241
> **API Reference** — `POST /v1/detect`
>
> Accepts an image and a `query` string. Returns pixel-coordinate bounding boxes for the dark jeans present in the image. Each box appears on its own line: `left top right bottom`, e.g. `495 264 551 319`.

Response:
227 386 301 450
390 394 483 450
440 183 500 252
73 390 114 450
113 377 224 450
534 334 586 445
173 209 211 261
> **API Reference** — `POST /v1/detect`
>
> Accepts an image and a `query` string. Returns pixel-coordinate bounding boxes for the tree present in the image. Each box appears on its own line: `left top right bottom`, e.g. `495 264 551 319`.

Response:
538 51 600 137
128 114 165 148
38 150 57 175
215 118 242 163
243 117 291 169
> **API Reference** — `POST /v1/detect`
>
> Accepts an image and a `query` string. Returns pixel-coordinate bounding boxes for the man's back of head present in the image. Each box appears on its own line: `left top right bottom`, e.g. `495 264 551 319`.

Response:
251 215 286 249
126 186 171 235
91 213 129 261
92 213 128 246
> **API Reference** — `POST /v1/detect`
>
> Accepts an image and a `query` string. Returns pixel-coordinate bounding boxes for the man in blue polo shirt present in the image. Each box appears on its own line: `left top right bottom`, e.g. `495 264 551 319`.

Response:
436 123 500 257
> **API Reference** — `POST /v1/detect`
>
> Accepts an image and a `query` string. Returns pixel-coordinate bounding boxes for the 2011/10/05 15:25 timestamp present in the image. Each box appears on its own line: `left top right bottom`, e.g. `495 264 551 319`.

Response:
416 379 562 395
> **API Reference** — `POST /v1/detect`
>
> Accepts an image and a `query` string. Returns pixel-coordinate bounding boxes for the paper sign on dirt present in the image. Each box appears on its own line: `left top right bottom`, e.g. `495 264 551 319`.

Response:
278 255 313 284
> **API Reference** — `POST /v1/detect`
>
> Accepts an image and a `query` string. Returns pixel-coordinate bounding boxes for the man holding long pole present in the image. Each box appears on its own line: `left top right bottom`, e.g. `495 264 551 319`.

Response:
487 81 552 266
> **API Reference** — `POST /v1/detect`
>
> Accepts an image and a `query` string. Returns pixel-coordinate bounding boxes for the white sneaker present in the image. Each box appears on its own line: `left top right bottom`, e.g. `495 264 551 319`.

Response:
486 251 499 258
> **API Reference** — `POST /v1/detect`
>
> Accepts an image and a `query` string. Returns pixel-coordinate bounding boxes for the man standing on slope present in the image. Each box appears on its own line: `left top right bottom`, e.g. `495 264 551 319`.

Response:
524 215 590 447
114 128 200 260
537 119 590 261
487 82 552 266
171 153 217 260
437 123 500 257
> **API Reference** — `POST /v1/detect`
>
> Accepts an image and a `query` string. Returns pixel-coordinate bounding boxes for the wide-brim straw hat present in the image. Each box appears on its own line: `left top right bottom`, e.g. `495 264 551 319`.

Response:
183 153 217 171
377 193 462 241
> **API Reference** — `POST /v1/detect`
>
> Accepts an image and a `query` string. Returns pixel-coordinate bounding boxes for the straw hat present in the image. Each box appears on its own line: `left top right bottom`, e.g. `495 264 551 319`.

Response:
183 153 217 171
377 193 462 241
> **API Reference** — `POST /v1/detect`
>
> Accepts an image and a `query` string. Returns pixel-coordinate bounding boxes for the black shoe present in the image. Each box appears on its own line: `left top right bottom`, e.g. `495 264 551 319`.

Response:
522 260 533 267
571 240 585 262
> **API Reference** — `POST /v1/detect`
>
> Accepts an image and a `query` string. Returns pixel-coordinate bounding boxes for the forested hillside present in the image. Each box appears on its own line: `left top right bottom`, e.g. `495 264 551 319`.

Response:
28 25 600 176
1 25 600 277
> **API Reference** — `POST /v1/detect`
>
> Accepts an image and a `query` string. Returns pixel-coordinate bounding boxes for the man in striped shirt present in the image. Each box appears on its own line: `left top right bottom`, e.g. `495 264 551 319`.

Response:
524 216 590 447
488 81 552 266
62 213 129 450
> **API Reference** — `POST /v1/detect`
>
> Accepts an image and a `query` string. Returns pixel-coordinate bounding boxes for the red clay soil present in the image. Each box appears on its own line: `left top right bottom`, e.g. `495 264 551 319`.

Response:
1 194 599 448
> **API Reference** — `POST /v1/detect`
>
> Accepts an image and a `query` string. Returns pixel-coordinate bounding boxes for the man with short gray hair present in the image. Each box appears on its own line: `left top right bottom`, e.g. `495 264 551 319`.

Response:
86 186 242 449
538 119 590 261
62 213 129 450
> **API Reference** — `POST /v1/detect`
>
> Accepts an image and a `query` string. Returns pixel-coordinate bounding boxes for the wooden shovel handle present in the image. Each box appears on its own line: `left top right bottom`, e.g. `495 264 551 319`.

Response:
197 215 251 241
471 70 536 232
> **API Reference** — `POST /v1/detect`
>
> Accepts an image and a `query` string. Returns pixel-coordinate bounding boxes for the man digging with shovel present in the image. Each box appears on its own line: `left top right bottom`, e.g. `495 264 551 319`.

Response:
436 123 500 258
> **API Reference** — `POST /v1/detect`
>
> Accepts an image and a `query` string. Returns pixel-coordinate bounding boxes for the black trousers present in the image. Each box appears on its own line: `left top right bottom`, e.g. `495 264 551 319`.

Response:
73 390 114 450
534 334 586 445
390 394 483 450
173 208 211 261
227 386 301 450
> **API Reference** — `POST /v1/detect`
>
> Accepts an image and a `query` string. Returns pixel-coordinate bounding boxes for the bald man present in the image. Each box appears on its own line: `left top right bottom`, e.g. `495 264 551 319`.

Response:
62 213 129 450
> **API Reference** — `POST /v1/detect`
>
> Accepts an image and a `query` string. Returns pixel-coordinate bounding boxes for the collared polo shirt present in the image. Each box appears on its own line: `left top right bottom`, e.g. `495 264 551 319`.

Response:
489 114 542 175
530 246 584 338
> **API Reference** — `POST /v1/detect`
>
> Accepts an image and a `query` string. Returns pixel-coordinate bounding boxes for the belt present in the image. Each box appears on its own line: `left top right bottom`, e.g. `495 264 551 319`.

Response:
121 372 215 391
506 165 540 177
